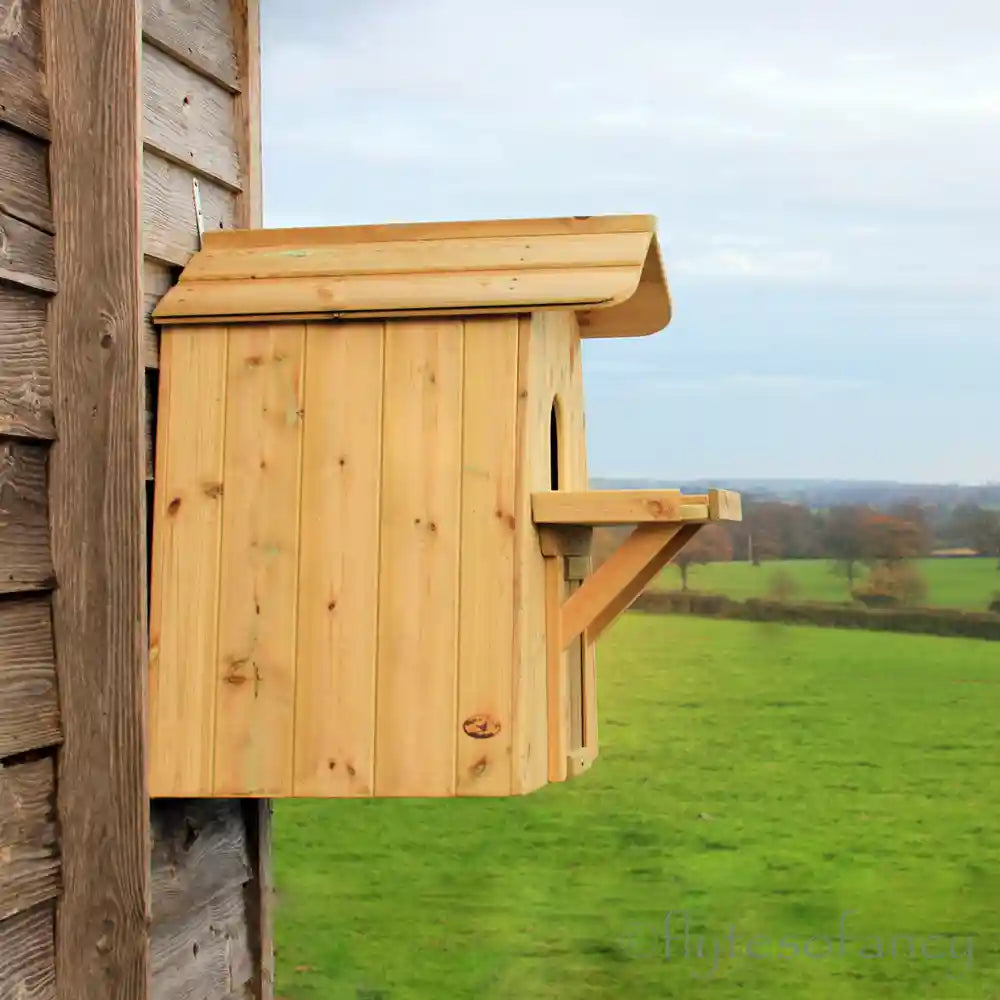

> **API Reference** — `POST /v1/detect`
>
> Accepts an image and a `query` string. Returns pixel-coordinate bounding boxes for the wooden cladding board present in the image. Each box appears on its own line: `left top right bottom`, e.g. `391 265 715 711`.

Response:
150 315 538 797
0 0 49 139
143 151 236 268
0 903 56 1000
142 41 241 190
0 126 52 233
0 442 53 592
0 286 53 440
143 0 240 92
0 757 60 922
150 801 255 1000
0 597 60 758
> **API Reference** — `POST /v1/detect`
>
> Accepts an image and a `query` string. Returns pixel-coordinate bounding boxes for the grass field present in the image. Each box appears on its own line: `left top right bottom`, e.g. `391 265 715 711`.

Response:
273 615 1000 999
655 556 1000 610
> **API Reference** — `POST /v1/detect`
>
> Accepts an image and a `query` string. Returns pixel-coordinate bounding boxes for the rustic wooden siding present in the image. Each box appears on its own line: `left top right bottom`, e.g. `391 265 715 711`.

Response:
143 2 270 999
0 4 60 995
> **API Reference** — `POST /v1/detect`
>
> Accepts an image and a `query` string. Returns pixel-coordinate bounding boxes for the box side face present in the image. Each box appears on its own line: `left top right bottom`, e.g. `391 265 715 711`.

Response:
454 317 520 796
511 310 591 793
373 318 465 796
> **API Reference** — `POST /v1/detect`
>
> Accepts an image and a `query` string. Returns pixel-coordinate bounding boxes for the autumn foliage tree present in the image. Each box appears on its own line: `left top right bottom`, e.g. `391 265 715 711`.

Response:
673 524 733 590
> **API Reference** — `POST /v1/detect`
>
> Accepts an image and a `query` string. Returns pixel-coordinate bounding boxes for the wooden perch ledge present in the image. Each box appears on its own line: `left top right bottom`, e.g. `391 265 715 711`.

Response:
532 489 742 651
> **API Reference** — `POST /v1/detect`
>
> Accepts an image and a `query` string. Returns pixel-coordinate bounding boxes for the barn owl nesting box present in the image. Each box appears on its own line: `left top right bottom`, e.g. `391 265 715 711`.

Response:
148 215 741 799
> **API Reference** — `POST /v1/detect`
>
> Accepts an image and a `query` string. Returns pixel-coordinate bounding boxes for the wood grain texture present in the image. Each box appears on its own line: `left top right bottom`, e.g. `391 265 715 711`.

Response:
148 326 228 797
230 0 261 231
142 258 177 368
150 800 252 927
142 42 240 189
47 1 150 996
511 317 551 794
150 885 253 1000
293 321 383 797
213 324 305 796
0 286 53 440
143 151 236 267
0 597 59 758
375 319 464 797
0 210 56 293
0 902 56 1000
0 0 49 139
0 126 52 232
142 0 239 91
455 317 518 795
0 757 60 922
0 442 53 592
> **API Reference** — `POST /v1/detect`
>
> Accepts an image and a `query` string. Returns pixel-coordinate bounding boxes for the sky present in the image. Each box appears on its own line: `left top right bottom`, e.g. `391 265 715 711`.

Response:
259 1 999 484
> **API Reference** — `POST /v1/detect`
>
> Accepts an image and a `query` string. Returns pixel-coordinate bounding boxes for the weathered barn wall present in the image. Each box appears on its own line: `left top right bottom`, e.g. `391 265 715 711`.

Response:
141 2 271 999
0 0 61 993
1 0 268 997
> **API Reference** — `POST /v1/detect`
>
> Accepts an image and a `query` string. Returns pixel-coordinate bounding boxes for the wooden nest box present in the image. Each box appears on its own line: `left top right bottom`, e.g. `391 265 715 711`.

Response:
148 214 742 798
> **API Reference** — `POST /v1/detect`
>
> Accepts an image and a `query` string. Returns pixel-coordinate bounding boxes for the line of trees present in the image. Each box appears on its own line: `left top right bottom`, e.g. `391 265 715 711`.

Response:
591 498 1000 593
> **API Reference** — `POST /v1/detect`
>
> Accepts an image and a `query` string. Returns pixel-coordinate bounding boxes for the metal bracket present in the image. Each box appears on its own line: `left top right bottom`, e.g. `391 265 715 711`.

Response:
192 178 205 250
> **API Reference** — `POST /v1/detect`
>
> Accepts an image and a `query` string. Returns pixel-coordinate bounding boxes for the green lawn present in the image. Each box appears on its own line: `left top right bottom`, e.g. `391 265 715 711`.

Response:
273 615 1000 999
655 556 1000 610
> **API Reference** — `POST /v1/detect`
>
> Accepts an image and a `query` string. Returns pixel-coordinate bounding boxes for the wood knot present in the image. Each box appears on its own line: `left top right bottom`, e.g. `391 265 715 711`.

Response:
470 756 489 777
202 482 223 499
167 497 182 516
462 714 501 739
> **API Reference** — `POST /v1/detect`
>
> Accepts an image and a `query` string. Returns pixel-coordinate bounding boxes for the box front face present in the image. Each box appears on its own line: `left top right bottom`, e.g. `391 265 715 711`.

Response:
149 316 525 798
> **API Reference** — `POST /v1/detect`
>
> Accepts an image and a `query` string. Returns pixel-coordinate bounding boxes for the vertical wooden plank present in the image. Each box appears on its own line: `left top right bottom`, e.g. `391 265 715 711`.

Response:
375 319 463 797
229 4 271 996
213 323 305 796
544 554 568 782
148 326 229 796
455 317 518 796
47 0 149 998
293 321 383 797
511 316 549 794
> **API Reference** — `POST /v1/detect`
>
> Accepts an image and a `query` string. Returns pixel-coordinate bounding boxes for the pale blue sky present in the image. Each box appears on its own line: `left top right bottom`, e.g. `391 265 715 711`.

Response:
259 1 999 484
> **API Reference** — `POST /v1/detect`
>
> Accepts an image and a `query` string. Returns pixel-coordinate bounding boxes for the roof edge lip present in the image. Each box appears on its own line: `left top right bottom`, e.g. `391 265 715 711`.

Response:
153 214 671 340
200 213 660 251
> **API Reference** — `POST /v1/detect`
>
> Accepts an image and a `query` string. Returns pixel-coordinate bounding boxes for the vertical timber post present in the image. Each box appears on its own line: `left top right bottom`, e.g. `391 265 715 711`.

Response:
46 0 150 998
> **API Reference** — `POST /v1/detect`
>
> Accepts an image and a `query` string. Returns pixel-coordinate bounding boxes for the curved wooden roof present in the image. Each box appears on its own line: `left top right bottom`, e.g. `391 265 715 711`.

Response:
152 214 672 338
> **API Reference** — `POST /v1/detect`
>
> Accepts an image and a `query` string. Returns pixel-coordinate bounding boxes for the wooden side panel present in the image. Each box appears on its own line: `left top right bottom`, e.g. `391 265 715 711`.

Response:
0 0 49 139
0 442 52 593
148 326 229 797
47 1 150 996
142 0 239 90
511 310 591 791
293 321 383 797
455 318 518 795
0 758 59 922
213 324 305 796
0 286 53 440
375 319 463 797
142 41 240 189
0 597 59 758
0 903 56 1000
0 126 51 232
